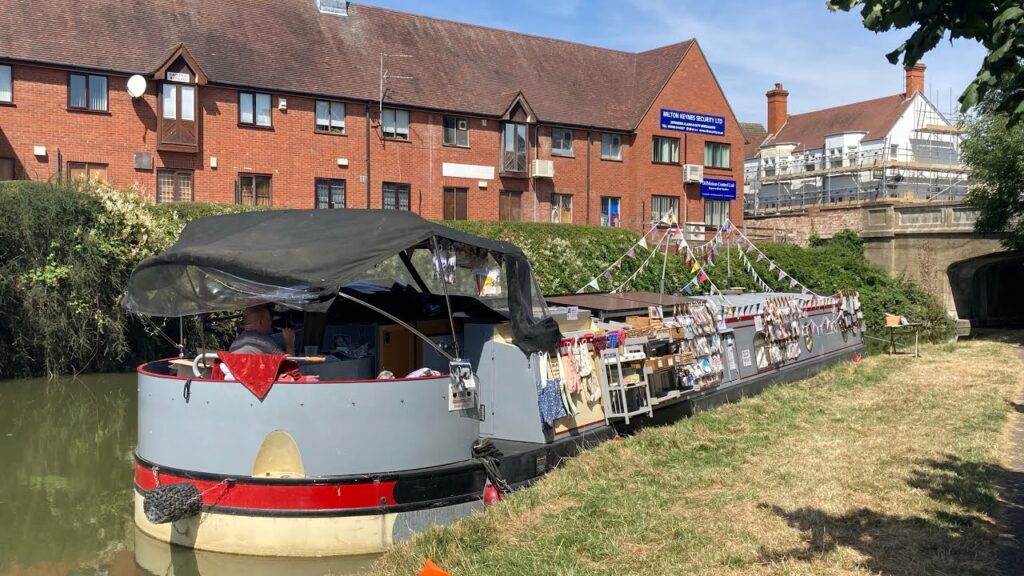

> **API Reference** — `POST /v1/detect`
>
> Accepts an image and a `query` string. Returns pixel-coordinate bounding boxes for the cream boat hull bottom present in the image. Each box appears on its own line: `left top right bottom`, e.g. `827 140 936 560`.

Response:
133 493 482 557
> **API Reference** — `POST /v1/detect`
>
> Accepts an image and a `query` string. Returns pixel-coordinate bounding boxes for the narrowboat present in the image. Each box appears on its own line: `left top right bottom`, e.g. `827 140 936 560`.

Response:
124 209 864 556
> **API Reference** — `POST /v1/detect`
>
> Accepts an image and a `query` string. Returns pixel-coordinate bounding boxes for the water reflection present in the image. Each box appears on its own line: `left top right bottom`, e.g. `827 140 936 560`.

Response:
0 374 376 576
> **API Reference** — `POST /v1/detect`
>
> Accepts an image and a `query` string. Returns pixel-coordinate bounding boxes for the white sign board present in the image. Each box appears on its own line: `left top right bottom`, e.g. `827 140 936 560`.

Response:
165 71 191 83
442 162 495 181
740 348 752 367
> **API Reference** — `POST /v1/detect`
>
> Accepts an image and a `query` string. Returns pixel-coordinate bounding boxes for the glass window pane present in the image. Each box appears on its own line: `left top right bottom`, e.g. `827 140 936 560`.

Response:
255 176 271 205
88 76 106 111
88 165 107 182
162 84 177 119
239 93 254 124
179 172 193 201
157 171 176 202
316 101 330 129
69 75 86 108
332 180 345 207
255 94 271 126
330 102 345 130
180 85 195 121
316 180 329 208
0 65 11 103
396 110 409 137
68 163 86 180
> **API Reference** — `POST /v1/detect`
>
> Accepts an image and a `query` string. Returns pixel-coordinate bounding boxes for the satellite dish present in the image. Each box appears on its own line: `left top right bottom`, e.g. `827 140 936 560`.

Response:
126 75 147 99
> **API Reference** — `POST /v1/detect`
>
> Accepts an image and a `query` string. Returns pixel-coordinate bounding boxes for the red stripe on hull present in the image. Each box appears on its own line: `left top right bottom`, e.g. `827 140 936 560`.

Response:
134 462 397 511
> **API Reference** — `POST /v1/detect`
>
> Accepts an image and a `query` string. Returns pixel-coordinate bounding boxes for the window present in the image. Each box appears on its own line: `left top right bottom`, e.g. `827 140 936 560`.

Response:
704 142 731 168
601 133 621 160
315 178 345 209
383 182 410 210
382 108 410 140
68 74 107 111
499 190 523 221
443 116 469 147
651 195 679 222
67 162 108 182
159 81 198 151
0 158 14 180
652 136 680 164
239 92 272 127
443 186 468 220
0 65 11 103
502 123 528 173
238 174 272 206
157 170 194 203
704 199 729 227
600 196 621 227
316 100 345 134
552 128 573 157
551 193 572 223
162 84 195 121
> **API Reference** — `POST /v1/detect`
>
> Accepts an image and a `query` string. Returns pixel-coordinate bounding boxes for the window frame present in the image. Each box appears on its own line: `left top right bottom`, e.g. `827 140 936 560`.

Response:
67 73 108 112
704 141 731 169
442 116 470 148
499 190 523 222
315 178 346 209
501 122 529 174
704 199 730 227
551 128 573 157
652 135 680 165
0 157 15 180
600 196 621 227
601 133 622 161
66 161 109 183
237 173 273 206
382 182 411 211
651 194 680 222
550 193 573 223
315 100 346 135
238 91 273 128
0 64 12 104
443 186 469 220
382 108 410 141
156 169 195 203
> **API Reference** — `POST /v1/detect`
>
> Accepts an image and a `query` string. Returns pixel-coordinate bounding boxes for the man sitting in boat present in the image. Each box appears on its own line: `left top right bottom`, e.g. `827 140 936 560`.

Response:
229 305 295 356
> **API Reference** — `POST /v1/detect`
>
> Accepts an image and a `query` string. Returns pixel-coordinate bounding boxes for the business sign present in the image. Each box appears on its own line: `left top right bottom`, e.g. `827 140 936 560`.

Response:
660 109 725 136
700 178 737 200
165 71 191 83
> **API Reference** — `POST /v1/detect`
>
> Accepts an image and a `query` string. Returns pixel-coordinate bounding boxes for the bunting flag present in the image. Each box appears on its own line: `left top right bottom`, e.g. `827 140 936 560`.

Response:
698 271 709 283
801 287 810 295
683 284 692 295
746 242 755 254
603 270 612 279
768 262 777 272
712 245 719 256
690 260 699 274
789 278 798 288
707 256 715 268
576 287 585 294
613 259 622 269
588 278 600 290
626 248 636 259
757 253 766 262
638 237 648 250
778 269 786 281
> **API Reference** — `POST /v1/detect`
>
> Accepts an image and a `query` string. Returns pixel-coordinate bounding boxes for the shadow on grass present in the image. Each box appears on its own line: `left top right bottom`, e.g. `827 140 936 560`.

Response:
759 454 1023 576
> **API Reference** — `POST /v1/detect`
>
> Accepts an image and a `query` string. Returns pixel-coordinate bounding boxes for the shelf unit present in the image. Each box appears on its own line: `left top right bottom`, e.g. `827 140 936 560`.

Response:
598 346 653 424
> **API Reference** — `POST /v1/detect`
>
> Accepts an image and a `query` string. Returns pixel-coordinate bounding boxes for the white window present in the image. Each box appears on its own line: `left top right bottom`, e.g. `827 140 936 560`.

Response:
0 65 11 103
161 84 176 120
704 199 729 227
180 85 195 121
552 128 573 157
601 133 621 160
382 108 410 140
704 142 730 168
600 196 621 227
551 193 572 223
443 116 469 147
316 100 345 133
651 195 679 222
653 136 680 164
239 92 272 127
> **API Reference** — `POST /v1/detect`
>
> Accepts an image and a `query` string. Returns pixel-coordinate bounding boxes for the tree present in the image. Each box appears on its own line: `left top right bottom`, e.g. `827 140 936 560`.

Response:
828 1 1024 124
961 113 1024 249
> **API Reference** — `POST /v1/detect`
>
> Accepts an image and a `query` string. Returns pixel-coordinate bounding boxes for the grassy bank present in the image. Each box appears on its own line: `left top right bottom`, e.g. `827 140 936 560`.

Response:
0 181 952 377
374 338 1023 576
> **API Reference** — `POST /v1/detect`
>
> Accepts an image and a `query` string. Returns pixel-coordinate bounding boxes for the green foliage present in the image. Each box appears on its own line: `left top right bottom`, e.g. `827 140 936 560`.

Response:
962 113 1024 250
828 0 1024 123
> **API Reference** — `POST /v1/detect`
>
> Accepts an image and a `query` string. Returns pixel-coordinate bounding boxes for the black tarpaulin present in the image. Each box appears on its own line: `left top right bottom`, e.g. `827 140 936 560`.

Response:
124 209 560 354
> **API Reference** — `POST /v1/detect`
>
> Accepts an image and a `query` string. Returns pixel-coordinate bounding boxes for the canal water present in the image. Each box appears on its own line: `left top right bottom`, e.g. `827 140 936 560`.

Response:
0 373 378 575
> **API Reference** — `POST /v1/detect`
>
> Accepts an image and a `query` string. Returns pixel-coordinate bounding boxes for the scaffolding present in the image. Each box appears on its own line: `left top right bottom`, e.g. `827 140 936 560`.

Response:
744 102 969 215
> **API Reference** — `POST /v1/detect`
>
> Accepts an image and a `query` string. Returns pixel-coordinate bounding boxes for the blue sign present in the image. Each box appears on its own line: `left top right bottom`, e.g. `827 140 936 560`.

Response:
700 178 737 200
660 109 725 136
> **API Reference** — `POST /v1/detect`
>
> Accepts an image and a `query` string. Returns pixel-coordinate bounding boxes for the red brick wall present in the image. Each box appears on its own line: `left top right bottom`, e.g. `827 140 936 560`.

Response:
744 205 865 246
0 46 744 228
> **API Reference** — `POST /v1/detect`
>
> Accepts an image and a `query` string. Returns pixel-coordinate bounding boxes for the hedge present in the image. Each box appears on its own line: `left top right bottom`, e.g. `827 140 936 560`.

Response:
0 181 953 378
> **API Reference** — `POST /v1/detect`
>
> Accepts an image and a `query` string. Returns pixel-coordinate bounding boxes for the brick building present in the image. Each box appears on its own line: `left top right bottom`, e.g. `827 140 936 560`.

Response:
0 0 745 230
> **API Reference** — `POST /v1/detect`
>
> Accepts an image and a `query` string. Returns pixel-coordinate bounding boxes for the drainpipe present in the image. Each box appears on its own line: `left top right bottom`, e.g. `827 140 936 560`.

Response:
365 103 372 208
586 129 592 225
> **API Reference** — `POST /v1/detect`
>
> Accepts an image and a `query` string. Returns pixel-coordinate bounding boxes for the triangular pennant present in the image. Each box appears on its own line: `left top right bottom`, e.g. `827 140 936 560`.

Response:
789 278 798 288
683 284 692 295
603 270 613 279
768 261 776 272
801 287 810 295
778 269 786 281
707 256 715 268
588 278 600 290
746 242 756 254
626 248 636 259
698 271 708 283
690 260 699 274
613 259 622 269
756 253 766 262
712 245 719 256
638 237 648 250
576 287 585 294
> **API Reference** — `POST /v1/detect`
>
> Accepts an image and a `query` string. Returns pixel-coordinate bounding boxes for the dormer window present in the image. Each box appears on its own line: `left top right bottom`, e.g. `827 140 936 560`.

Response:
154 45 207 153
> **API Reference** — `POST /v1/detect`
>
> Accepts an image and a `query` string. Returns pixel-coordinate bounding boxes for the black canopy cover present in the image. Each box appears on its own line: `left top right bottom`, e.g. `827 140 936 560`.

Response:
124 209 560 354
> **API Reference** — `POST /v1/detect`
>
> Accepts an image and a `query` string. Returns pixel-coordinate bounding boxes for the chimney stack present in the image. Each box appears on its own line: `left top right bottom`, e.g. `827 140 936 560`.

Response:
905 63 925 96
766 83 789 135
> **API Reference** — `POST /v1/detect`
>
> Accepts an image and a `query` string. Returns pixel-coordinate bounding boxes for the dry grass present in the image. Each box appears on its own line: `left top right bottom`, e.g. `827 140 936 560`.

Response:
372 338 1024 576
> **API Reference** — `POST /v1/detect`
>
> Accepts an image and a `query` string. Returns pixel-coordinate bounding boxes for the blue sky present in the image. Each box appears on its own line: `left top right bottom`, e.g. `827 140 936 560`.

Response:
366 0 985 125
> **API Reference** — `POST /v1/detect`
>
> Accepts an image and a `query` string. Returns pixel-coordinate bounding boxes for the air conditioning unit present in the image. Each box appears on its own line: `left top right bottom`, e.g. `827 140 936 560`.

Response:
532 159 554 178
683 164 704 183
